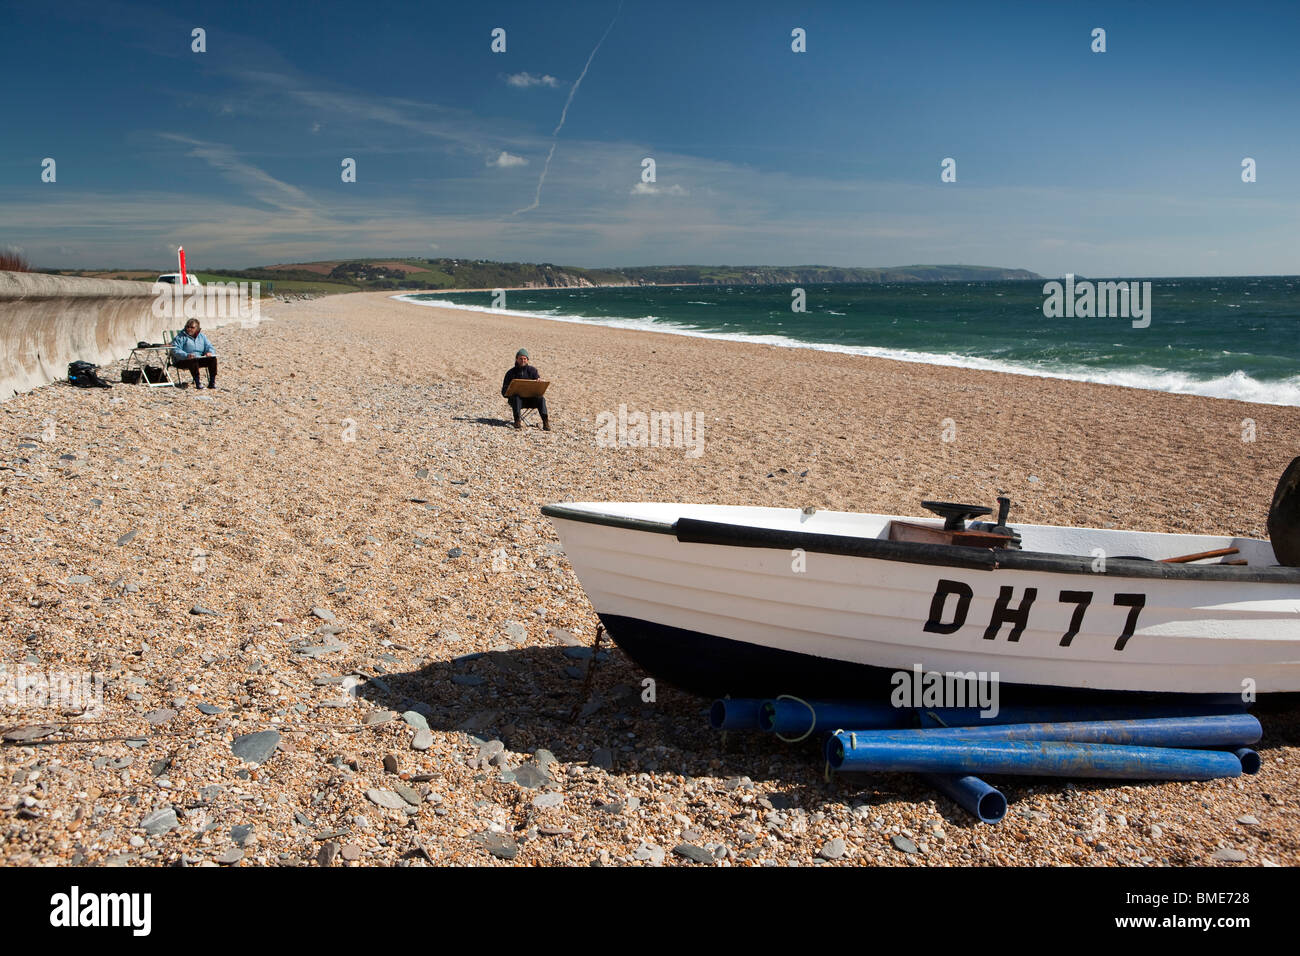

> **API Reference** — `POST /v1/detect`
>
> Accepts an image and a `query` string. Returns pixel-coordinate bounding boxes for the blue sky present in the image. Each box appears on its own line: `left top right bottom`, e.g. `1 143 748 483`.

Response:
1 0 1297 275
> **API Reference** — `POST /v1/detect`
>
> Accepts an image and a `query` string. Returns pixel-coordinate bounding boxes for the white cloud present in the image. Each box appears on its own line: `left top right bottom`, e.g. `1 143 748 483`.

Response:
489 151 529 168
631 182 687 196
248 74 500 154
505 72 561 89
157 133 319 217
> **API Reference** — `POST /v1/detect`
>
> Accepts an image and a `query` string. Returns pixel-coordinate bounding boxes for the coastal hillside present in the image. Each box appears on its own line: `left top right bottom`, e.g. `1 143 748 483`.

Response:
50 259 1040 295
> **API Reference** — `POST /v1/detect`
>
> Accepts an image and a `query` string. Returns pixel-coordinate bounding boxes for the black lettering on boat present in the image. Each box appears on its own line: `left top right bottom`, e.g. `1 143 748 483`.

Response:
1112 593 1146 651
1057 590 1093 647
982 585 1038 642
923 579 973 634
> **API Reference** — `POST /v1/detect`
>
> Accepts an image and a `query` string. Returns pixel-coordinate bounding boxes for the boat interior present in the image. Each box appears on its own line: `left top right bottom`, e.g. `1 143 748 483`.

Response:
554 499 1282 567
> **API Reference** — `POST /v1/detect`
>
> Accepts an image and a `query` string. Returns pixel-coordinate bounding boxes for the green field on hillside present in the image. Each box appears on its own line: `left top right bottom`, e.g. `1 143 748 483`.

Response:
43 259 1039 297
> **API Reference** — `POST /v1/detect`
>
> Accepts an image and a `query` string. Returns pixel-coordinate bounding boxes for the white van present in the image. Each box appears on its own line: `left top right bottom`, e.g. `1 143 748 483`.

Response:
155 273 201 286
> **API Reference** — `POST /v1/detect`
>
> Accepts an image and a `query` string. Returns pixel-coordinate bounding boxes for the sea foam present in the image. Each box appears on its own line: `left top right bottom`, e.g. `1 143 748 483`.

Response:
394 295 1300 407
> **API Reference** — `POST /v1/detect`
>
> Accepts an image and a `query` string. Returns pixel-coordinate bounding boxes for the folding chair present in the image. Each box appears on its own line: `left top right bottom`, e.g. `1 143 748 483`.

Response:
503 378 550 428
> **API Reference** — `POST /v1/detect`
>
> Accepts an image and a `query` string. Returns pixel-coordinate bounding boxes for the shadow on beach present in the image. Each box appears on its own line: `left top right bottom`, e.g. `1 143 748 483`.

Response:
340 645 1300 834
450 415 517 429
351 643 912 818
358 643 727 770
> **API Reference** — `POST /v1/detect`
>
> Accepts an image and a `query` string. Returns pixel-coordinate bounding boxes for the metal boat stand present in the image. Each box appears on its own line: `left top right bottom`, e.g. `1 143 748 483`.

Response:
567 623 605 723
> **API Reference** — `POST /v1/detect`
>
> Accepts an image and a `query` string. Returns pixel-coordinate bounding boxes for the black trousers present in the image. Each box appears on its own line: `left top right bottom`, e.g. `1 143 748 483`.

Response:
174 356 217 386
508 395 548 420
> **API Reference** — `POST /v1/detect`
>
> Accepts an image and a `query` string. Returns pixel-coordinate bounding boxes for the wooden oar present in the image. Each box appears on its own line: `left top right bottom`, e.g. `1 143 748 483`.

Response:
1161 547 1240 564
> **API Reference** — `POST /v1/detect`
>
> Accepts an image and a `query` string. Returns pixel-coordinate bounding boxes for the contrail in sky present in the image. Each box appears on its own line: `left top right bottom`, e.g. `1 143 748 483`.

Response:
514 1 623 215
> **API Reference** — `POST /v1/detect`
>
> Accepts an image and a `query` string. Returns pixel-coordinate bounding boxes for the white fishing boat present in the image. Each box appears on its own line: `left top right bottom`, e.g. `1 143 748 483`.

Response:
542 486 1300 700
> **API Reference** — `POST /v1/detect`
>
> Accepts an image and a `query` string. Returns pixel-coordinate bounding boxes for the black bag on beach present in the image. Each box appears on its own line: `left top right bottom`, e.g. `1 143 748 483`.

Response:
67 361 111 389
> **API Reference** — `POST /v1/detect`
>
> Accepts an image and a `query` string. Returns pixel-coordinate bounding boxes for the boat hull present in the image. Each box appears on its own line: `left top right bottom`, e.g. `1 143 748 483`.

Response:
543 503 1300 699
595 613 1248 703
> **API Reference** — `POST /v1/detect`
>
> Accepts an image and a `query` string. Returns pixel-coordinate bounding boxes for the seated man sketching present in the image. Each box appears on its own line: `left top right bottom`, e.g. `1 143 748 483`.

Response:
501 348 550 431
170 319 218 390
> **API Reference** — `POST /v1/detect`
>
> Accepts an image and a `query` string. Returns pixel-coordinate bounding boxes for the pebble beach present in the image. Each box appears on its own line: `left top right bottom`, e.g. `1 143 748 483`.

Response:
2 290 1298 867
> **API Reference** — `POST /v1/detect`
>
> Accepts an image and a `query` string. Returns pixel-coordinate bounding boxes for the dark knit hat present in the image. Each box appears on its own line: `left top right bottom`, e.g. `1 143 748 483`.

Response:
516 348 529 358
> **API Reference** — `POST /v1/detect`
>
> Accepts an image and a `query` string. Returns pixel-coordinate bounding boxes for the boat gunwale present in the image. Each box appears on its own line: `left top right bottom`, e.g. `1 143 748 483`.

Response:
540 504 1300 584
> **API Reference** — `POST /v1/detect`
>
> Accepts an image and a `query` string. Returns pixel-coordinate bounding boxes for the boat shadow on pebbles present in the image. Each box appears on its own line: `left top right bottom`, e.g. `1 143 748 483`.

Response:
1245 693 1300 754
353 642 1300 833
347 645 873 808
333 643 1296 831
352 643 742 769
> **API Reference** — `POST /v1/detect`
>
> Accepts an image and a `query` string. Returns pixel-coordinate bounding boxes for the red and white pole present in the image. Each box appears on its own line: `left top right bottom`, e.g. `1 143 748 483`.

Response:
178 246 188 285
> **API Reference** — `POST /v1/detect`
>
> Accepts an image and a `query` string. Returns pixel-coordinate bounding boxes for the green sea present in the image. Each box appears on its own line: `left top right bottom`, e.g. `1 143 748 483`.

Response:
403 276 1300 406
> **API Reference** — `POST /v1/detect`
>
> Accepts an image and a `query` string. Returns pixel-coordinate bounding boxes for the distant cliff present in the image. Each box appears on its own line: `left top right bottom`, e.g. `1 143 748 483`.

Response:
617 264 1041 286
51 259 1041 294
411 260 1042 288
257 259 1042 290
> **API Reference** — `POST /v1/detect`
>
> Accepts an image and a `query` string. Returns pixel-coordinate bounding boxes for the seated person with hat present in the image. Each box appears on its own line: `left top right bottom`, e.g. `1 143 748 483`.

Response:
501 348 550 431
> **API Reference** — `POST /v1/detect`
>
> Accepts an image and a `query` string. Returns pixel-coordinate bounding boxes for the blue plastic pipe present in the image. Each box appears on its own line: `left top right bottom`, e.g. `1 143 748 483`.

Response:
1235 748 1261 775
826 733 1243 780
759 699 913 737
920 773 1007 824
709 698 765 731
919 701 1248 729
867 714 1260 749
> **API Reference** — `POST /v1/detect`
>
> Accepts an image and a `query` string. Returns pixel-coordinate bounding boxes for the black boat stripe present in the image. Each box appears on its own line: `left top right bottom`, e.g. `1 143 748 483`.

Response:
536 507 1300 583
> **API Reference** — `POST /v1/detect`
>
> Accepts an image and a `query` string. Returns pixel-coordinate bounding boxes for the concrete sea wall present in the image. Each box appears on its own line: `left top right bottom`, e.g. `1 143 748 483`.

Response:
0 272 247 400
